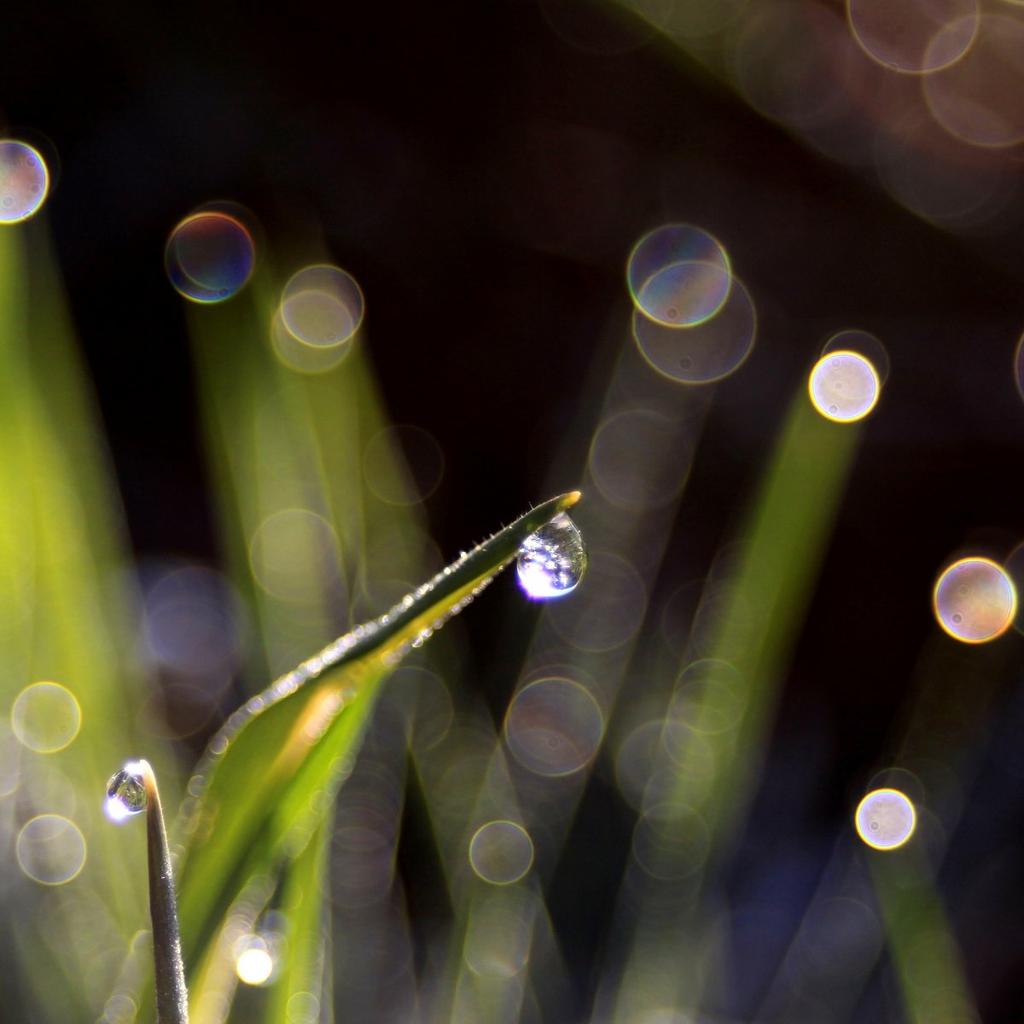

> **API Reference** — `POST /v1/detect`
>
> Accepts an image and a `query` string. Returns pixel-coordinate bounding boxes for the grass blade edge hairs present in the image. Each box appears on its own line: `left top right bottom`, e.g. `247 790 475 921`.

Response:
126 491 584 1022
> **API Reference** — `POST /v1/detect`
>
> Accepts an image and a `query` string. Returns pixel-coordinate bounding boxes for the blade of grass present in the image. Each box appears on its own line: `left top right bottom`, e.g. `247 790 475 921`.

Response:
0 227 159 1022
872 849 978 1024
605 394 861 1023
188 868 276 1024
170 492 581 1002
179 246 466 1024
263 814 332 1024
426 336 708 1022
186 288 347 684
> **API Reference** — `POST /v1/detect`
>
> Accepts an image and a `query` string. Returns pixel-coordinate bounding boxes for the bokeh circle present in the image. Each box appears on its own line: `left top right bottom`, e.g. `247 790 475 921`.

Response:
627 224 731 328
504 677 605 777
933 556 1017 643
468 820 535 884
280 265 364 348
808 350 881 423
11 682 82 753
846 0 979 74
632 275 756 384
855 788 916 850
0 140 50 224
165 210 255 303
16 814 87 885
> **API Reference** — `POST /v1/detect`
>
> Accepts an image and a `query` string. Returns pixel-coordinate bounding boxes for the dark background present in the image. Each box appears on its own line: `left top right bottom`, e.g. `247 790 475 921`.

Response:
3 1 1024 1020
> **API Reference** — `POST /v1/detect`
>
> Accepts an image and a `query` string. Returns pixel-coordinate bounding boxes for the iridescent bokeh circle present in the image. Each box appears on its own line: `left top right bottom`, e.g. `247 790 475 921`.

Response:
632 276 756 384
165 210 255 303
626 224 731 328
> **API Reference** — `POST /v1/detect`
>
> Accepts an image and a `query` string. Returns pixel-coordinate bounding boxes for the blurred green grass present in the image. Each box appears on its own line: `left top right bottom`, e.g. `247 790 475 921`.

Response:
0 203 978 1024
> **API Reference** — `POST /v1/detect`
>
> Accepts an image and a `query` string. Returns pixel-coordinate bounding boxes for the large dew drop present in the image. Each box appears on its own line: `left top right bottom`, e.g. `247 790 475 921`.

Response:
105 763 148 823
515 513 587 600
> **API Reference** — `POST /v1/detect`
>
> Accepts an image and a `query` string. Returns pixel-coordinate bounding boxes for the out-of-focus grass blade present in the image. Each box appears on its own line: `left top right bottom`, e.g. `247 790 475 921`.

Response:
186 291 345 683
178 245 462 1024
872 851 978 1024
185 819 331 1024
172 491 581 998
0 227 157 1022
607 395 861 1023
263 816 331 1024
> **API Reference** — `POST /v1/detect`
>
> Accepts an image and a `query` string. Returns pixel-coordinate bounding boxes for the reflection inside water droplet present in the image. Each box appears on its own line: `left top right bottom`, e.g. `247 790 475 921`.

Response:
105 762 148 822
515 513 587 599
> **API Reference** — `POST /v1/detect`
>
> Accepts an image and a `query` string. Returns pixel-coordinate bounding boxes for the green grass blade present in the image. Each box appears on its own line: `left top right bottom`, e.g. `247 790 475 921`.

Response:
0 227 159 1022
607 394 861 1023
263 816 331 1024
172 491 581 996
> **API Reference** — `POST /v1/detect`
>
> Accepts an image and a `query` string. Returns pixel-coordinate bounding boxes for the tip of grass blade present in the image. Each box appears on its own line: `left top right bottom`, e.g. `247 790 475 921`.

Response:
140 763 189 1024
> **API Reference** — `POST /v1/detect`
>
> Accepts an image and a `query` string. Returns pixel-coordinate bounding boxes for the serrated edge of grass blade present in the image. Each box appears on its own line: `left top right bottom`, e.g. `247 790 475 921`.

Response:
175 490 580 835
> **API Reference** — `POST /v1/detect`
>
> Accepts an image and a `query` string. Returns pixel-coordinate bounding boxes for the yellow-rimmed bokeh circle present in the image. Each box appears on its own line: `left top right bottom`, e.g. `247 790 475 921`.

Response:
808 350 881 423
854 788 916 850
11 681 82 753
933 556 1017 643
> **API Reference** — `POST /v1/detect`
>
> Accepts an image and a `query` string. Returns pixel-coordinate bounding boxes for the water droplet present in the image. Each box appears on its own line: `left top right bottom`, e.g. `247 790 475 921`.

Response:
515 512 587 599
105 763 148 822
